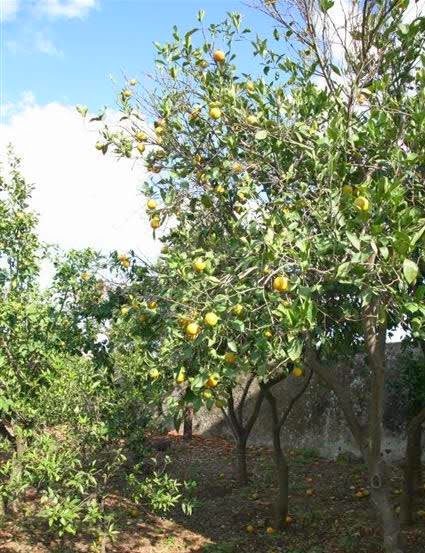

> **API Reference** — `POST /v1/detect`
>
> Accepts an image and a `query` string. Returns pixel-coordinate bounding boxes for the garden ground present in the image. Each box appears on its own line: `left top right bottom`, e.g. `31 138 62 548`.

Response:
1 434 425 553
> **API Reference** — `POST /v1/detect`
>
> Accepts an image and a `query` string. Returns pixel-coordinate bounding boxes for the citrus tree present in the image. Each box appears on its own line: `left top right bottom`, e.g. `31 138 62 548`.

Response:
92 1 423 548
0 152 195 549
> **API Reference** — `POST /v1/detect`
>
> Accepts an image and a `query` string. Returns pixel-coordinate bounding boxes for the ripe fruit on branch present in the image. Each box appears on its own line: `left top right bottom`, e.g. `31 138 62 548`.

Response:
204 312 218 326
354 196 369 211
224 352 237 364
149 368 160 379
136 131 147 141
273 275 289 292
177 368 186 384
150 217 161 229
193 258 206 272
209 107 222 120
147 198 157 210
232 303 244 316
186 322 200 336
206 373 220 388
118 254 130 268
213 50 225 62
147 300 157 309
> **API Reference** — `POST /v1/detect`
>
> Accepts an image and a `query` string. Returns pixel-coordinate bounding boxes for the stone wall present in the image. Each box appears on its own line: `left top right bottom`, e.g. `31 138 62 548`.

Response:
193 343 422 460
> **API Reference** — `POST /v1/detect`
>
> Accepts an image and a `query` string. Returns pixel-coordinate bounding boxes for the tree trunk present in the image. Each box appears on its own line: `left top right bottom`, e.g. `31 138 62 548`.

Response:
236 438 249 486
183 404 193 440
10 425 26 512
367 456 403 553
401 407 425 526
271 427 289 529
362 299 403 553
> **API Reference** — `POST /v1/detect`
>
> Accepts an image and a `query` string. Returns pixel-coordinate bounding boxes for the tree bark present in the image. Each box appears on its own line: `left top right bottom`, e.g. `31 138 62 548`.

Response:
306 335 404 553
362 299 403 553
263 388 289 529
9 422 26 513
401 407 425 526
236 437 249 486
271 426 289 528
183 404 193 440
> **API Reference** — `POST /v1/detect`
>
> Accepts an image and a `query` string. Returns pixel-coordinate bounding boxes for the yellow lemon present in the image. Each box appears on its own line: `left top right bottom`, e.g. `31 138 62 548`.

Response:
150 217 161 229
266 526 275 534
122 89 132 99
232 161 243 173
216 185 225 194
342 184 353 195
186 322 200 336
203 390 213 399
136 143 146 154
224 352 237 364
264 329 273 338
233 304 244 316
206 373 220 388
193 258 206 272
213 50 225 62
147 300 157 310
81 272 90 282
177 368 186 384
147 198 157 210
118 254 130 267
246 115 258 125
209 107 222 120
204 312 218 326
246 81 255 92
135 131 147 141
273 275 289 292
354 196 369 211
149 368 160 379
95 142 104 150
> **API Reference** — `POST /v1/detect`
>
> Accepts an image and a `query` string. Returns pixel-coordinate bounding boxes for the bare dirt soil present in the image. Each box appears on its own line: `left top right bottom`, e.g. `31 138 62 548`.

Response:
1 434 425 553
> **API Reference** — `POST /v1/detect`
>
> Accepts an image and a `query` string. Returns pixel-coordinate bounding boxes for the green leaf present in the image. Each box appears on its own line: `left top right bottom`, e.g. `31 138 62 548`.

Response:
320 0 335 11
227 340 238 352
403 259 419 284
287 338 303 361
75 105 88 118
255 130 268 140
346 231 360 251
411 224 425 246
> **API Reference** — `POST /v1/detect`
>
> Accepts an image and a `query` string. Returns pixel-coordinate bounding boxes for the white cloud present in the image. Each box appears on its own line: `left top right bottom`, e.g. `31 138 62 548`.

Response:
0 96 161 264
34 31 63 56
36 0 98 19
0 0 19 22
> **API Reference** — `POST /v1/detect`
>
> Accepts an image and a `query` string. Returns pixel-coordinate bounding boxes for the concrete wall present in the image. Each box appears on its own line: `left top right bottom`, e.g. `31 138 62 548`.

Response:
193 343 422 460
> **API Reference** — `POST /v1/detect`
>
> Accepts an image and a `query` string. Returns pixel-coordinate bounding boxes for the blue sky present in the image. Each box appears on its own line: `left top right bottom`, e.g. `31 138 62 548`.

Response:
0 0 278 266
2 0 274 113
